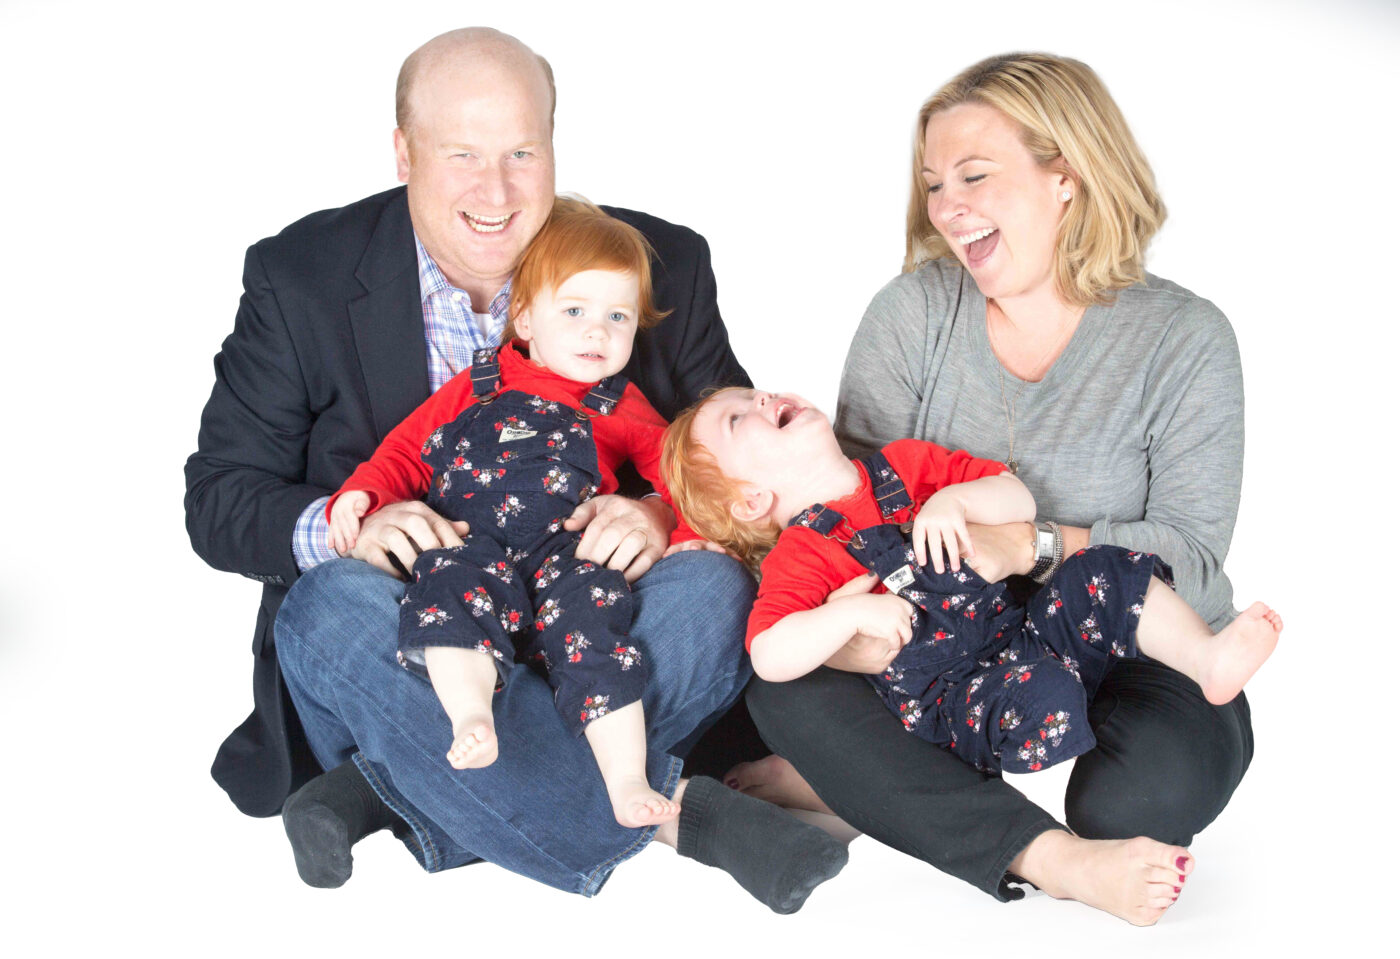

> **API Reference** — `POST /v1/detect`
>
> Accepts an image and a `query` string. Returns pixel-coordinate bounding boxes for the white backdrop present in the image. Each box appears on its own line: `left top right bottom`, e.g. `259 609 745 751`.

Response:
1 0 1395 954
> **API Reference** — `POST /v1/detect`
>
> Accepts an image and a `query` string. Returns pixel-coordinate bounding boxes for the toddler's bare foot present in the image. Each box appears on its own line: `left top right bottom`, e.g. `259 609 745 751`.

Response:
605 774 680 828
446 714 498 769
723 755 834 815
1199 601 1282 705
1025 832 1192 926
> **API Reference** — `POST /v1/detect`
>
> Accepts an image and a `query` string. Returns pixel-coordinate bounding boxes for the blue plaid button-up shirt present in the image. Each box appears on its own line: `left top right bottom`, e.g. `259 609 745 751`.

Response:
291 236 512 570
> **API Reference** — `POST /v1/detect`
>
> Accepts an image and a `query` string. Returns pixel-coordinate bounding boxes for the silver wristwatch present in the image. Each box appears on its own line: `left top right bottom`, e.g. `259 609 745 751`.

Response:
1029 520 1063 583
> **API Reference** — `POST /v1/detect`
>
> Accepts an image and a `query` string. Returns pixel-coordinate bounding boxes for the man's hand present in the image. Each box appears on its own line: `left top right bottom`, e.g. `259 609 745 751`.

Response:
821 573 914 674
347 499 470 579
565 494 673 584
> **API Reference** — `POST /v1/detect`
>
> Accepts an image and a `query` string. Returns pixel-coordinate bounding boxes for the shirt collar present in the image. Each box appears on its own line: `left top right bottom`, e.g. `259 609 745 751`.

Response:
413 233 512 316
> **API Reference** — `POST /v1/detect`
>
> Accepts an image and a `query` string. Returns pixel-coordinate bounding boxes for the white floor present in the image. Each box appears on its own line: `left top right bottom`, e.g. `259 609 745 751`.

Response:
2 1 1393 954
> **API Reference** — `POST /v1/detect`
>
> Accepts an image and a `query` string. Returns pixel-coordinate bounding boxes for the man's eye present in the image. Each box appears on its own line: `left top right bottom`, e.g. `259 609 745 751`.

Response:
511 150 530 159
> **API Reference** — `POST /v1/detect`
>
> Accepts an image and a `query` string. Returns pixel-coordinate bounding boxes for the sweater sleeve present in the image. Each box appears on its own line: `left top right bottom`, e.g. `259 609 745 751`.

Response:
1089 299 1243 624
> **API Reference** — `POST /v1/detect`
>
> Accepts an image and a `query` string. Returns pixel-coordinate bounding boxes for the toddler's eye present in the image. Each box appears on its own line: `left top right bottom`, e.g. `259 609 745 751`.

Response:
609 311 629 323
565 307 583 317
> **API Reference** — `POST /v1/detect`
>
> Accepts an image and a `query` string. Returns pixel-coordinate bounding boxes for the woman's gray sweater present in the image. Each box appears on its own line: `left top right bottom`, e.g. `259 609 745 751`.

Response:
836 259 1243 629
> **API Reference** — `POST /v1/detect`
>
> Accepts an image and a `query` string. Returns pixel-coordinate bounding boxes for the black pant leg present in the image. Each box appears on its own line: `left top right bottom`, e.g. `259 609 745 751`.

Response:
1066 657 1254 845
747 668 1063 900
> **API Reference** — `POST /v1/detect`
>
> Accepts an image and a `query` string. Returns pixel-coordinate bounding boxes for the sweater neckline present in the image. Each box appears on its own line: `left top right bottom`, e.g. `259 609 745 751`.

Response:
962 273 1115 393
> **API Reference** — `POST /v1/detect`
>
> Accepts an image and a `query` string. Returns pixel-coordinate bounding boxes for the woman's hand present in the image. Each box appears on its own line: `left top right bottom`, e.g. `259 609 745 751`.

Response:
962 522 1036 582
912 488 973 573
822 573 913 674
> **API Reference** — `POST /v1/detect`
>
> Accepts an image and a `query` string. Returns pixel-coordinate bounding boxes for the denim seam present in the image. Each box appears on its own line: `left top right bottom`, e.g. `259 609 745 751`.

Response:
650 664 749 744
353 752 438 871
286 620 585 883
578 753 683 896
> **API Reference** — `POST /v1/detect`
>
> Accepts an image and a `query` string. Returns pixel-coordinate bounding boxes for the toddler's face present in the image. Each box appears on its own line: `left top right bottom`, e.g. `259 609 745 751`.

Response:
515 269 640 382
691 389 836 489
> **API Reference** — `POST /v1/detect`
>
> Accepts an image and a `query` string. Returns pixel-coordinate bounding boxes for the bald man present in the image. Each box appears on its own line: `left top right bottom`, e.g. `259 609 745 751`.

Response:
186 28 844 912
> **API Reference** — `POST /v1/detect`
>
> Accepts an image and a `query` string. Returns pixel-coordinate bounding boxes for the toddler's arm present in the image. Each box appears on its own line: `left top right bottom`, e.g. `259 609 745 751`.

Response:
750 592 913 683
914 472 1035 573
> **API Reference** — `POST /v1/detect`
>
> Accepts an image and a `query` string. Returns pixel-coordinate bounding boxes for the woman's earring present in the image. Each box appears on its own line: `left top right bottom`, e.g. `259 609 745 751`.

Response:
1060 190 1073 202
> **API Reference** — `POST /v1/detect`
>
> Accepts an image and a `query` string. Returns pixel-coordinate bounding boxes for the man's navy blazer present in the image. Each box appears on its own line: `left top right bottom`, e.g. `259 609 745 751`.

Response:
185 187 750 817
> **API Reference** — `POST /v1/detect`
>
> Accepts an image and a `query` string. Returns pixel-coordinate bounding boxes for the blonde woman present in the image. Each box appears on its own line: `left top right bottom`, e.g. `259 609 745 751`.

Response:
731 53 1252 926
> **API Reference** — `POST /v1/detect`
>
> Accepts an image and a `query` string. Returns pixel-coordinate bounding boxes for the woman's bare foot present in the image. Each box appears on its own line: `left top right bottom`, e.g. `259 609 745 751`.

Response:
1015 830 1193 926
1198 601 1282 705
723 755 834 815
604 774 680 828
446 713 498 769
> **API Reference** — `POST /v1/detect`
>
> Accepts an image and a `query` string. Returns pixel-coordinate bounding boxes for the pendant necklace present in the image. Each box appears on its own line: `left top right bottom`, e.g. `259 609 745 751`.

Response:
990 307 1079 476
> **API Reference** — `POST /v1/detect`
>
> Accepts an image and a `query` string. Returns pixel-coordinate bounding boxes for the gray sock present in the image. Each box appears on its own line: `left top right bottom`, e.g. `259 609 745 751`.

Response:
281 761 397 888
676 776 848 914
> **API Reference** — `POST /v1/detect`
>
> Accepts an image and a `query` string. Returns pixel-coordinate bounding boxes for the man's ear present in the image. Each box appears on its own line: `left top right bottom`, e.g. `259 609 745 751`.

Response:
393 128 412 184
729 484 774 524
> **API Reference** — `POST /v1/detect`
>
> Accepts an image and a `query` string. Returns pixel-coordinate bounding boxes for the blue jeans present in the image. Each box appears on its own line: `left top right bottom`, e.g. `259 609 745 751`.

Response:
275 550 754 896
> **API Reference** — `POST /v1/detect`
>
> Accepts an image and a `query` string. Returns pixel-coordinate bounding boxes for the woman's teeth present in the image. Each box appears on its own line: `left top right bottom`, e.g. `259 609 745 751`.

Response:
957 227 997 245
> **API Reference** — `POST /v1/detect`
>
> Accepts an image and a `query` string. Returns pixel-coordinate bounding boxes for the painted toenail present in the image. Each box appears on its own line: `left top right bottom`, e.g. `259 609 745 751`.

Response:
1173 886 1180 893
1176 856 1188 870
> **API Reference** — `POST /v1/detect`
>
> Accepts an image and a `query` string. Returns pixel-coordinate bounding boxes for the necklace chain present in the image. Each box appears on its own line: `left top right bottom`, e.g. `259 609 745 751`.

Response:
988 307 1080 476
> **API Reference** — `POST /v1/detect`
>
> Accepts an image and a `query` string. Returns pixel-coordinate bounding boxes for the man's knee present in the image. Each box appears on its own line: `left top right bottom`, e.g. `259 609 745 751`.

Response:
277 558 405 662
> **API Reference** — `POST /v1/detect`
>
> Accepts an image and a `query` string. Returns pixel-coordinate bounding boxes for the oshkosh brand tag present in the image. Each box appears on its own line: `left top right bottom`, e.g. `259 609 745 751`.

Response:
499 427 537 443
883 565 915 594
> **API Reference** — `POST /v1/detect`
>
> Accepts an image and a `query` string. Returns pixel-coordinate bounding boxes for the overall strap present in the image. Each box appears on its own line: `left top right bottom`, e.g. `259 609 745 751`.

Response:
786 502 850 537
861 450 913 519
581 374 630 416
469 348 503 397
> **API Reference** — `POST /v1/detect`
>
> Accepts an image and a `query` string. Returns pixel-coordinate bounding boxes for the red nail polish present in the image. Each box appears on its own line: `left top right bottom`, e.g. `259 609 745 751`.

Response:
1173 886 1180 893
1176 855 1188 871
1179 874 1185 883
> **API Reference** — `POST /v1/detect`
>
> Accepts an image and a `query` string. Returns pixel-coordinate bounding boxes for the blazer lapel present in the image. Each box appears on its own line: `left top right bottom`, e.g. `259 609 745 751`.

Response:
348 190 432 442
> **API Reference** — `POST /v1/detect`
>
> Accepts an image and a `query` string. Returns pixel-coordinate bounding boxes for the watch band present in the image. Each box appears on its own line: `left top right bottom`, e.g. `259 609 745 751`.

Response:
1029 519 1063 583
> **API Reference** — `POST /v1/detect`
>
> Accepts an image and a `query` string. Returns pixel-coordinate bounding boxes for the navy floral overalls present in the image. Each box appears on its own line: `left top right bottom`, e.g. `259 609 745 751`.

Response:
790 451 1172 773
397 349 643 736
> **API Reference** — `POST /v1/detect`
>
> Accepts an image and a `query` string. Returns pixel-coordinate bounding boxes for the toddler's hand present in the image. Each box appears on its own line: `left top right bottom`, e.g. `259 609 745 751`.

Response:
912 489 973 574
839 591 915 655
662 538 740 561
329 491 371 556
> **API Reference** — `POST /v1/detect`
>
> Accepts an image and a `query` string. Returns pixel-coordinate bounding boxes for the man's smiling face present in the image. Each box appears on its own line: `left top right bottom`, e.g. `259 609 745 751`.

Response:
395 47 555 306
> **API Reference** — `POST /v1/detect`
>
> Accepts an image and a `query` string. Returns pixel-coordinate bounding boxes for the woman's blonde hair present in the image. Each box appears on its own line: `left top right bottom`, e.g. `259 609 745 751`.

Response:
661 389 781 569
905 53 1166 306
505 195 669 341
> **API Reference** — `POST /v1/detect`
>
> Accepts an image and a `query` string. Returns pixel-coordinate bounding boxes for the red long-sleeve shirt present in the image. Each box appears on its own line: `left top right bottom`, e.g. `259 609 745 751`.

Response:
746 439 1008 649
